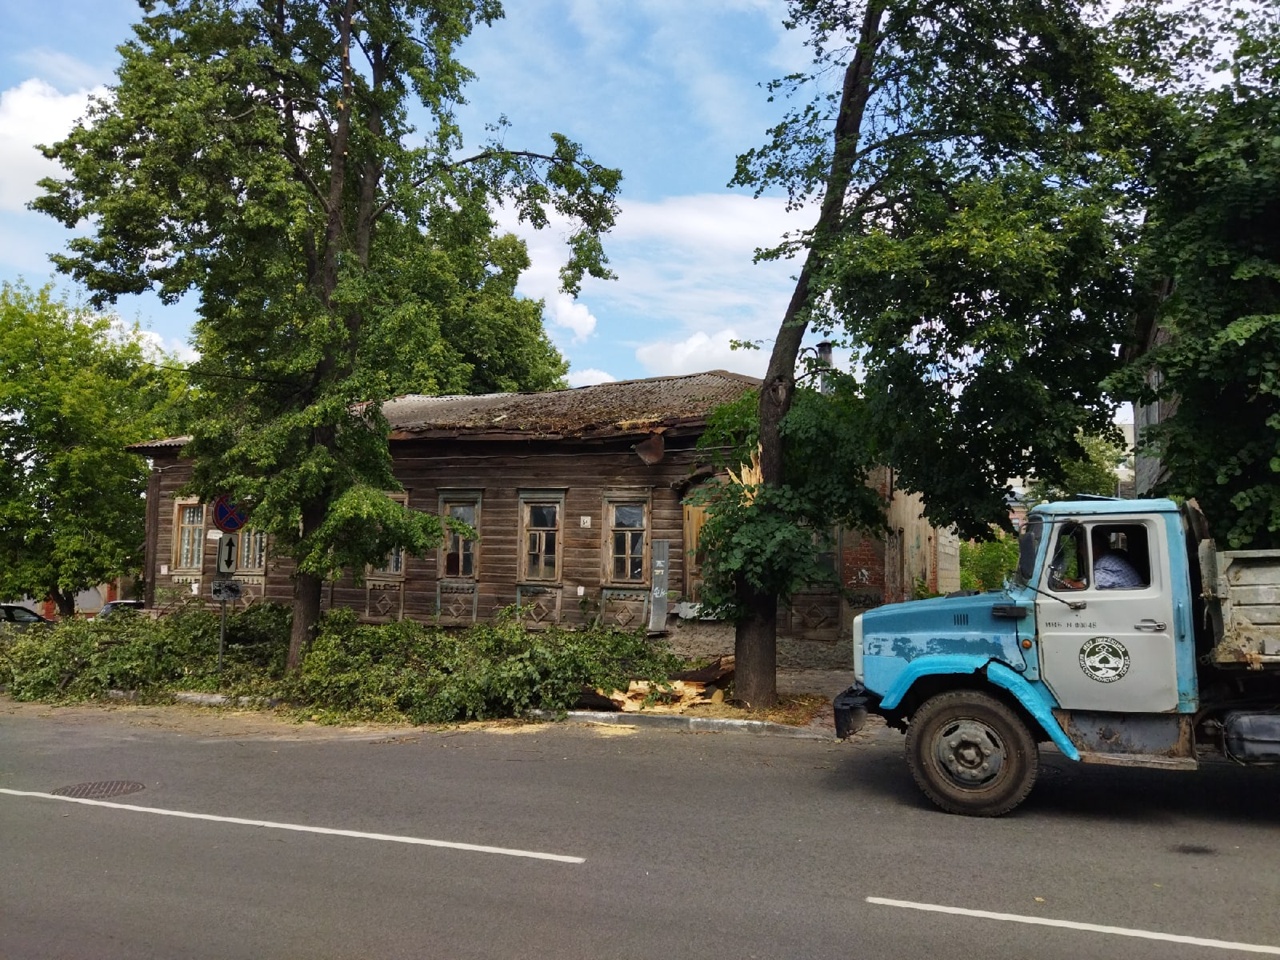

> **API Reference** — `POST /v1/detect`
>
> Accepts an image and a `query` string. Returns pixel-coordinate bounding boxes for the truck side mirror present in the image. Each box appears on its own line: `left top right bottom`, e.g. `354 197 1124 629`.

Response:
1017 531 1037 583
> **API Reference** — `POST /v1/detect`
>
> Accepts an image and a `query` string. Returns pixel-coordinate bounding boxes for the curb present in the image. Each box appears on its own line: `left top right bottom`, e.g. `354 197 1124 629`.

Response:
530 708 835 740
157 692 836 740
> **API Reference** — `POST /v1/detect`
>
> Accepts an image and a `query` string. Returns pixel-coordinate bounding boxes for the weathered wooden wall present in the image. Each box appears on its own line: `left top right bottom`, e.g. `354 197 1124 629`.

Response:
138 436 958 643
142 436 707 629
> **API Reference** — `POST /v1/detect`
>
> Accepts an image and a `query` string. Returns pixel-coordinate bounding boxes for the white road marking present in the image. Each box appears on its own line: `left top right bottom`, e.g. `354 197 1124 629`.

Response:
867 897 1280 955
0 788 584 864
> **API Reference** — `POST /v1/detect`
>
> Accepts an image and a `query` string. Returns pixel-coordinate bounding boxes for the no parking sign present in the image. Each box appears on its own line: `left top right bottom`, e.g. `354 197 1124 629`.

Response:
212 494 248 533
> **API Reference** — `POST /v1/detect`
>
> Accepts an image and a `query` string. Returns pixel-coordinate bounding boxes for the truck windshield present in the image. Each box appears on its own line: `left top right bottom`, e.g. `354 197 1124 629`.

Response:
1015 515 1044 585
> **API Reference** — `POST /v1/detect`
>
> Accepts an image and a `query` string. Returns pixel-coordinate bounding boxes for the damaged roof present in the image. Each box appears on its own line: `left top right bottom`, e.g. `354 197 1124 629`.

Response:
384 370 759 440
127 370 759 452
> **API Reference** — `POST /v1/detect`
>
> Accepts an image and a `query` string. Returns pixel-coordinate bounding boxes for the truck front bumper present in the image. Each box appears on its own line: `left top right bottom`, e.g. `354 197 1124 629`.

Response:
833 683 880 740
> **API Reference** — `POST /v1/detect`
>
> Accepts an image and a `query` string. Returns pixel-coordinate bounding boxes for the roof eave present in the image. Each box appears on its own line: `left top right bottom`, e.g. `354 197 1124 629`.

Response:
388 416 709 443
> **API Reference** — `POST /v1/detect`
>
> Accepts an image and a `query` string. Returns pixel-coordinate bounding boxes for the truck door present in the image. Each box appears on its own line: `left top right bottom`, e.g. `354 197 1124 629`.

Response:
1036 517 1178 712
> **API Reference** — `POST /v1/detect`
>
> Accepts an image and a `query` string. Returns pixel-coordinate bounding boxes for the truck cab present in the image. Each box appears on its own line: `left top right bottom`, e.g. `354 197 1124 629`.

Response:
836 497 1280 816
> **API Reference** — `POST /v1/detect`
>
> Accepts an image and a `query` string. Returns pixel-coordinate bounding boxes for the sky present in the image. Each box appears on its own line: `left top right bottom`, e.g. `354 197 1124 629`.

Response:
0 0 827 387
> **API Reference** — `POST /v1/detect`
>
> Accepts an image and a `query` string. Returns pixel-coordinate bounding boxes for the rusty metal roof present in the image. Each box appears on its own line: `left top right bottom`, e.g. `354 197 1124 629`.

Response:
127 370 759 452
384 370 759 440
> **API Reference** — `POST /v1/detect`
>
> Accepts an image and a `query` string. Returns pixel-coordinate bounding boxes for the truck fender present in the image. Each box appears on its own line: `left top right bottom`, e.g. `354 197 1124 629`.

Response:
879 656 1080 762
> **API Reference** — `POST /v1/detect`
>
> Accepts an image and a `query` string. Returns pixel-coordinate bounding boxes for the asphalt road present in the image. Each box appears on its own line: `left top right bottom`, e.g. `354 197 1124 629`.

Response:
3 704 1280 960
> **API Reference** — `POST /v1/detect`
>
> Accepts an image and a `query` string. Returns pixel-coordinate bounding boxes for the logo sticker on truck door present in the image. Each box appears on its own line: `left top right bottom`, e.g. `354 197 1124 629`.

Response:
1078 638 1131 683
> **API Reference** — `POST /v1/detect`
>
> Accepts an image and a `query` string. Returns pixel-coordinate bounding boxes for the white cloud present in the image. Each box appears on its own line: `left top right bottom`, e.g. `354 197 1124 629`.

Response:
593 192 807 340
549 295 597 342
485 211 600 346
107 316 198 365
566 367 617 387
13 49 109 92
494 190 809 379
620 192 804 249
509 191 806 325
140 329 200 366
637 330 770 378
0 79 100 212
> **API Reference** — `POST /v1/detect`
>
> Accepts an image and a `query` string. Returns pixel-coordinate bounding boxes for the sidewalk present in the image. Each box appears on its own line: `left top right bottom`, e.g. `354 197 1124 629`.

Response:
777 667 855 700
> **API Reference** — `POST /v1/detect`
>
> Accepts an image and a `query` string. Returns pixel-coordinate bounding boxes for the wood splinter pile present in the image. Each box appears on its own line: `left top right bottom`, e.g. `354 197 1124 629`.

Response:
597 656 736 713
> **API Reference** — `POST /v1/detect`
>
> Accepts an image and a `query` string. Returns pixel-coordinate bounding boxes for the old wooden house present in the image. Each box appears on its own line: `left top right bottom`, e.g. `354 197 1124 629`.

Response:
130 370 958 656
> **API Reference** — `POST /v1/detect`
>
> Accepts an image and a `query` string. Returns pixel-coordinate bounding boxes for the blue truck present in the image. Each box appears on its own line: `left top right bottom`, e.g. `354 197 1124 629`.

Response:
833 497 1280 816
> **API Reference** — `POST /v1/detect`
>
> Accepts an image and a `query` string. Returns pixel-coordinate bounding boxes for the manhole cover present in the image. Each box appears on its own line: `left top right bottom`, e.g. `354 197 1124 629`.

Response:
52 781 146 800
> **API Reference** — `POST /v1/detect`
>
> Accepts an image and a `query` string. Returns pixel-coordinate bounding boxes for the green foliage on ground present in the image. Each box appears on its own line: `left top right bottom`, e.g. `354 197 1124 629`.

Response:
0 605 681 725
0 604 291 699
287 609 681 724
959 532 1022 593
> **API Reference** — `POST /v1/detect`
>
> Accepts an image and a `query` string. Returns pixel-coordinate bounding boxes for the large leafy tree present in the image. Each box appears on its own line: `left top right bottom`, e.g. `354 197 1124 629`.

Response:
34 0 618 667
1023 430 1128 503
1111 1 1280 548
690 377 884 635
720 0 1142 705
0 283 186 615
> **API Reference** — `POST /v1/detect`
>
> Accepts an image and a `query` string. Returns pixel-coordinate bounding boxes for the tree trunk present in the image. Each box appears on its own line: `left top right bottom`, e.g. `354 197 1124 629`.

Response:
52 589 76 619
734 589 778 709
286 498 329 672
287 570 323 672
736 4 885 709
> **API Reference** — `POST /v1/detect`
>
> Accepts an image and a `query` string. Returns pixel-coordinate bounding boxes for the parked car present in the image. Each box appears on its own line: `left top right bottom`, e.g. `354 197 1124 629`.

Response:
97 600 143 620
0 604 52 631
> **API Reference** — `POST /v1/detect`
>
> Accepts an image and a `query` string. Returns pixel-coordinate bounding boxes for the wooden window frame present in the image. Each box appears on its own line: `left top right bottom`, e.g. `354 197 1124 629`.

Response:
238 528 268 574
438 490 482 581
811 526 838 578
173 499 206 574
602 493 650 586
519 490 566 584
368 492 409 582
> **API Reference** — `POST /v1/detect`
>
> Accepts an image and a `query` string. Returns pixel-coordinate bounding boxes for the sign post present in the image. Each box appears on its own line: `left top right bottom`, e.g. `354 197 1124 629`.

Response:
210 494 247 677
212 530 241 676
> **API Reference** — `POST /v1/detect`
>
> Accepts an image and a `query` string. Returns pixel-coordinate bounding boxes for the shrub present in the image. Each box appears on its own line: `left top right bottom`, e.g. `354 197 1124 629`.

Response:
959 531 1021 592
2 601 681 725
285 608 682 723
1 603 292 700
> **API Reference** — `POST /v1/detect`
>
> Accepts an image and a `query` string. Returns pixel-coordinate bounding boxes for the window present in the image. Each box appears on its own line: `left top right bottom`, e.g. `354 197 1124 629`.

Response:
1046 522 1087 591
812 526 837 577
238 529 268 574
369 493 408 580
174 501 205 572
520 492 564 582
1047 521 1151 591
440 495 480 579
371 548 404 579
606 500 648 583
1089 523 1151 589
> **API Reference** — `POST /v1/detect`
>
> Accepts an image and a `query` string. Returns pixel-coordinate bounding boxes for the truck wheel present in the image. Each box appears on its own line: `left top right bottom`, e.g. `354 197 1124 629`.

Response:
905 690 1039 817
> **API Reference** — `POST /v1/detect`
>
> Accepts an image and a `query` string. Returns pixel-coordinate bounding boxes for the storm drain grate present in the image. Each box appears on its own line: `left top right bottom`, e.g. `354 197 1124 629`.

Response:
52 781 147 800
